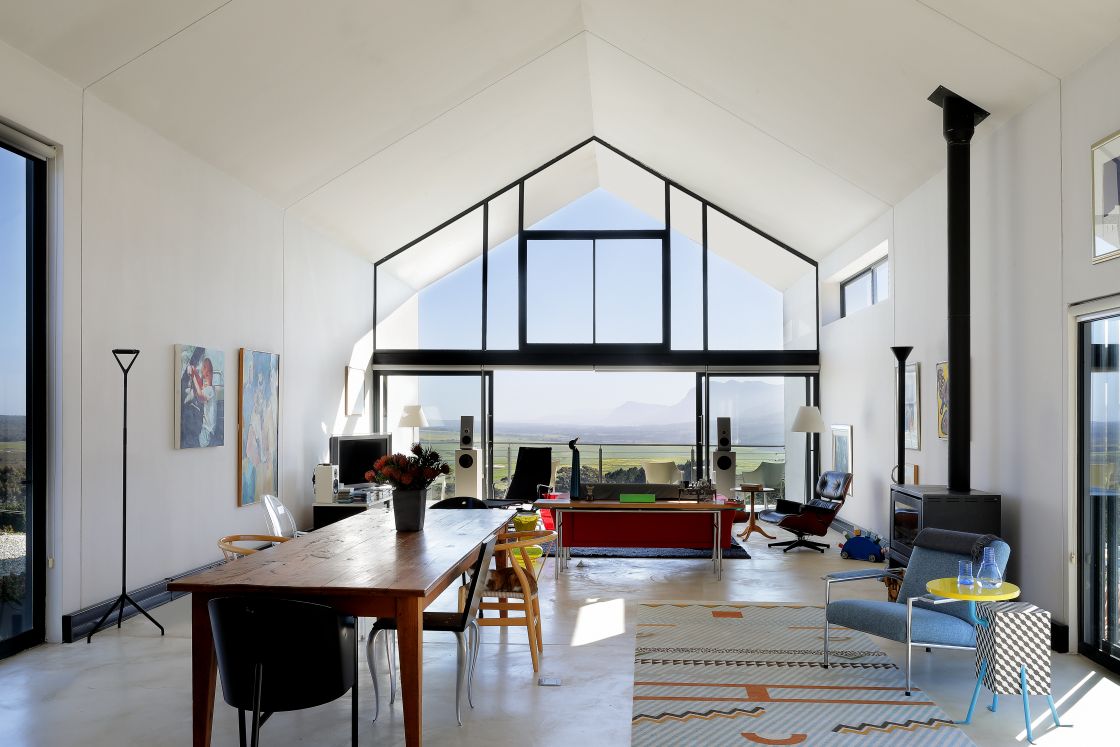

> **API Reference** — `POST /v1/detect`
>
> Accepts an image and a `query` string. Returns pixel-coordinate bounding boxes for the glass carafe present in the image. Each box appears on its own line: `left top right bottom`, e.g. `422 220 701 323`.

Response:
976 546 1003 589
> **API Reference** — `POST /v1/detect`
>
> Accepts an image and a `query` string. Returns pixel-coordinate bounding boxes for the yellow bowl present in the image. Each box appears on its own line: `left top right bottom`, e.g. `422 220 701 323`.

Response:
513 545 544 568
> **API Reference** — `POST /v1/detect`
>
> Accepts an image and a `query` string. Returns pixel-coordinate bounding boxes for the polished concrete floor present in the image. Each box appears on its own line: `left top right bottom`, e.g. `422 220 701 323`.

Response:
1 527 1117 746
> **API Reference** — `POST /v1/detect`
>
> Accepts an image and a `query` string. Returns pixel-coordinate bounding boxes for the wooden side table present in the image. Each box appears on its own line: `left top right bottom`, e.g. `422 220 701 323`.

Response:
733 487 775 541
926 578 1070 743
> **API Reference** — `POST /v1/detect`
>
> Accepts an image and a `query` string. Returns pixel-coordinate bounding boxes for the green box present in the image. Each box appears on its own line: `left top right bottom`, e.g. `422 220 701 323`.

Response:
619 493 656 503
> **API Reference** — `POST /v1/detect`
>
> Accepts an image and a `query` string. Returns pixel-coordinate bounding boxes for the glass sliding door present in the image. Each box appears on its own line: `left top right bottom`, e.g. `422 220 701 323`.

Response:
1081 314 1120 673
0 139 46 659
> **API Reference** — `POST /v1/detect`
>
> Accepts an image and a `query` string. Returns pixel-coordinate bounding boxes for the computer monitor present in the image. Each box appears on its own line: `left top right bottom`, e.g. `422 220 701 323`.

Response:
330 434 391 487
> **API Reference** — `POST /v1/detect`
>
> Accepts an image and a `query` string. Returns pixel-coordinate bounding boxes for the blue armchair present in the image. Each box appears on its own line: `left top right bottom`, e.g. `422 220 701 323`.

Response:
823 528 1010 695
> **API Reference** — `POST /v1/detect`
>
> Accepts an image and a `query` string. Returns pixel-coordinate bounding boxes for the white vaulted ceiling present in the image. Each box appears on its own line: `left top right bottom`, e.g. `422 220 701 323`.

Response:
1 0 1118 260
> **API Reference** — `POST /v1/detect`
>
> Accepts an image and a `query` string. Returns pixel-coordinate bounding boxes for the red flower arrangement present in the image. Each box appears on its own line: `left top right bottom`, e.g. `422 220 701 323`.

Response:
364 443 450 491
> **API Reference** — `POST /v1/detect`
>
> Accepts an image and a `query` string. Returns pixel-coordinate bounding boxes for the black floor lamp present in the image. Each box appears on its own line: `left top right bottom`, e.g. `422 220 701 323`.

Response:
87 349 165 643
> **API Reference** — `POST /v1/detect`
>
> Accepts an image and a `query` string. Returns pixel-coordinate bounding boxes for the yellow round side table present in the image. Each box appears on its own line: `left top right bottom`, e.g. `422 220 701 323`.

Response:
926 577 1069 743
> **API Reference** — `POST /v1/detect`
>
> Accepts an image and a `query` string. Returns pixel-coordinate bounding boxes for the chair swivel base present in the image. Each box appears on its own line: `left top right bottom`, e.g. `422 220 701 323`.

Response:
768 536 828 553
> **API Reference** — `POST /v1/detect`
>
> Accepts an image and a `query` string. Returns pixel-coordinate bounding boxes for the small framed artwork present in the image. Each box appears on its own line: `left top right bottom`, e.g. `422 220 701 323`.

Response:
831 424 853 494
892 463 920 484
903 362 920 450
345 366 365 416
238 349 280 507
1092 129 1120 263
935 361 949 439
173 344 225 449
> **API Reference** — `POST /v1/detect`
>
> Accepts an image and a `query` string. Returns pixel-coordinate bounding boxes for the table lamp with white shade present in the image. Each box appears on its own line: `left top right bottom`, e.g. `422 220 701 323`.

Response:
791 405 826 500
398 405 429 447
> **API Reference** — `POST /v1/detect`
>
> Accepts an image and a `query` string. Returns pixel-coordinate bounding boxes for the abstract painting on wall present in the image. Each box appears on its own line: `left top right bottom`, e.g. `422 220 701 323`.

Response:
904 362 920 450
238 349 280 507
1092 129 1120 262
173 345 225 449
935 361 949 440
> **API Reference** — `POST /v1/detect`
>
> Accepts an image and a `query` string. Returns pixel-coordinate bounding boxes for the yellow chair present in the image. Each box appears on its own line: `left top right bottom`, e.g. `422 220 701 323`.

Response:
217 534 289 561
477 529 556 671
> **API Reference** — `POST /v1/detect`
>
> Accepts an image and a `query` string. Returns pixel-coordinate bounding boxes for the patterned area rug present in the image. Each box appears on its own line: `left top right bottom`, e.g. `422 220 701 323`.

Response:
631 602 974 746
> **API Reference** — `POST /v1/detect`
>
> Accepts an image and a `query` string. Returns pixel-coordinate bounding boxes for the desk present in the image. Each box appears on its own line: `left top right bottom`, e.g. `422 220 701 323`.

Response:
312 501 376 529
534 497 736 580
169 507 512 747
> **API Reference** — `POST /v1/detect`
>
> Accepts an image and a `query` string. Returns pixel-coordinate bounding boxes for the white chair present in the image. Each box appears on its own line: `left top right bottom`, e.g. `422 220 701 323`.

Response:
642 460 683 484
262 494 308 538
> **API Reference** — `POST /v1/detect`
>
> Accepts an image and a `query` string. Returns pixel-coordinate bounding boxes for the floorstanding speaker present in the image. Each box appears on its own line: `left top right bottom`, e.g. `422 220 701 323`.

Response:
712 449 737 499
454 448 481 498
716 417 732 450
460 415 474 450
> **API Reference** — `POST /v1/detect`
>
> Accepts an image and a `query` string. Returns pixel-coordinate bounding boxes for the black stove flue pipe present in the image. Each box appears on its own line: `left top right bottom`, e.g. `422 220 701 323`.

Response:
891 346 912 485
929 87 988 494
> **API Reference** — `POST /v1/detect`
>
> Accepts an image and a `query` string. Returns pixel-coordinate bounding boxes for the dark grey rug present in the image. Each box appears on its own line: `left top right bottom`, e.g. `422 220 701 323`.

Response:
540 542 750 560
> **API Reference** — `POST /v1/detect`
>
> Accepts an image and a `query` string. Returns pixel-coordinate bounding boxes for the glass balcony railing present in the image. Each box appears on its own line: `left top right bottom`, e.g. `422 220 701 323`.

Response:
413 430 785 501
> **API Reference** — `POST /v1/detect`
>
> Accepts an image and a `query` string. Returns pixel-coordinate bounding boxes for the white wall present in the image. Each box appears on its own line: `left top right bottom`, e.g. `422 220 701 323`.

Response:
78 96 375 607
1 40 373 635
281 214 374 529
0 40 84 641
819 86 1066 623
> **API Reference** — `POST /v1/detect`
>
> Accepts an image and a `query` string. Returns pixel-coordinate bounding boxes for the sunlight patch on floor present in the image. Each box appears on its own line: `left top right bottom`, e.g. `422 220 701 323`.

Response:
570 598 625 647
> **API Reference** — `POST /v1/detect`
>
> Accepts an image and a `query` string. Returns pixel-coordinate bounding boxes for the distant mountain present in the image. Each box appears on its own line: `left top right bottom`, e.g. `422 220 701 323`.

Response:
0 415 26 442
481 380 786 446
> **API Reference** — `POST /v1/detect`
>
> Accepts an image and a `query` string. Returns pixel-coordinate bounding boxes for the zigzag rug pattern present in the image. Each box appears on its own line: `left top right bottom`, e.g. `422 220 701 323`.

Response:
632 705 766 726
631 601 975 746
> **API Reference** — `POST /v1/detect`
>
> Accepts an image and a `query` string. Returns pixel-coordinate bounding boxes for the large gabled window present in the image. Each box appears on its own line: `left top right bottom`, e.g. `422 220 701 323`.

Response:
373 138 818 367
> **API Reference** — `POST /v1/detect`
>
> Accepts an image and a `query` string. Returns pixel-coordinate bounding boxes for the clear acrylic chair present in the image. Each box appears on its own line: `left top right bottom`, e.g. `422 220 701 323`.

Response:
262 494 308 538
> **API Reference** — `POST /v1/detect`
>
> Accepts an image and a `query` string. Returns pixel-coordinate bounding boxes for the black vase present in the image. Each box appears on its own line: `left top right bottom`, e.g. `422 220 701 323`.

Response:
392 488 427 531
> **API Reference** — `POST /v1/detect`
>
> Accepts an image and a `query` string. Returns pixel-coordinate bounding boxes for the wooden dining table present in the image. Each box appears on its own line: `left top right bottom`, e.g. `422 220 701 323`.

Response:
168 505 513 747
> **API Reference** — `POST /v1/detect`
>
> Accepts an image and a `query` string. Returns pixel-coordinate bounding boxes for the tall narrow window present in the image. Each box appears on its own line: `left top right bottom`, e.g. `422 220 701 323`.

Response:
0 136 46 659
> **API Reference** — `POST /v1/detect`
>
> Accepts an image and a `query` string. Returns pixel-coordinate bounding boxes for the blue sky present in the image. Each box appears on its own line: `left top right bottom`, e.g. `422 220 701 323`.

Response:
403 188 786 425
0 147 27 418
417 188 782 352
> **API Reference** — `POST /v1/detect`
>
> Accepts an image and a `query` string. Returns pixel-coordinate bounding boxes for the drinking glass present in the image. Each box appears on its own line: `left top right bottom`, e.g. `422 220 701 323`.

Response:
957 560 974 587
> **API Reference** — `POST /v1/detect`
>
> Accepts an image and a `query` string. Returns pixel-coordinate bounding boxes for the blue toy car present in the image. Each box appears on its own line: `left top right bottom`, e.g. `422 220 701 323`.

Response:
840 532 885 563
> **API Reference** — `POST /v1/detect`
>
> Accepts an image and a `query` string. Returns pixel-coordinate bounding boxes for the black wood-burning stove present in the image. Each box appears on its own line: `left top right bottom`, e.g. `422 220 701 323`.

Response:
888 484 1001 566
888 88 1001 567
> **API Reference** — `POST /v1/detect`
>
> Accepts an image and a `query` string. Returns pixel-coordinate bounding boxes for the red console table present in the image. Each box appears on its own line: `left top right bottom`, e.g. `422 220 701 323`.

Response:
534 496 741 580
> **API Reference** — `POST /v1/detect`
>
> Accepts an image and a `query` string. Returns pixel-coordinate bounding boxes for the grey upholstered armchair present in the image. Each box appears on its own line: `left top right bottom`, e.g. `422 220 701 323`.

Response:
822 528 1011 695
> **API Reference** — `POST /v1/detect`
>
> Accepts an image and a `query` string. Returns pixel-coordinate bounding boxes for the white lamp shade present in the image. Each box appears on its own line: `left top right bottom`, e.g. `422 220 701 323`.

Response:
791 405 826 433
398 405 429 428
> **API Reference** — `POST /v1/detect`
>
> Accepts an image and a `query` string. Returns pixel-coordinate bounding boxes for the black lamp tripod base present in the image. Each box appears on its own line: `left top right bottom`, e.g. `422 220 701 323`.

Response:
88 349 164 643
86 591 165 643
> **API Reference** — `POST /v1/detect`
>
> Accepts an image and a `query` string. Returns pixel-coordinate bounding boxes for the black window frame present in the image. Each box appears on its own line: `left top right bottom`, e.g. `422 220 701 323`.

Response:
372 137 819 370
0 137 48 660
840 257 888 318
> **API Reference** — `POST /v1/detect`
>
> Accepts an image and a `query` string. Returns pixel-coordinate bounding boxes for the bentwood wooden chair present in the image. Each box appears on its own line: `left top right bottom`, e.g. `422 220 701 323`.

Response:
217 535 289 561
477 529 556 672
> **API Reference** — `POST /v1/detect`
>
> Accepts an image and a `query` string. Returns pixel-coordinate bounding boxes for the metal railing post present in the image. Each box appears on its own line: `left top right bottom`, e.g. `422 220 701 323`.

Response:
598 445 604 481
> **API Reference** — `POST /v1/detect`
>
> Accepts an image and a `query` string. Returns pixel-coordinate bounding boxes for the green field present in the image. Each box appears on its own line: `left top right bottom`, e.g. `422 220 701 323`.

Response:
0 442 25 469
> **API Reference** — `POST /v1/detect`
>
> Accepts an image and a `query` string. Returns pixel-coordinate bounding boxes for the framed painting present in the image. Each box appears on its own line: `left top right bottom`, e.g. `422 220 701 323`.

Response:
904 362 920 450
238 349 280 507
173 344 224 449
831 424 852 494
345 366 365 416
935 361 949 439
1092 129 1120 263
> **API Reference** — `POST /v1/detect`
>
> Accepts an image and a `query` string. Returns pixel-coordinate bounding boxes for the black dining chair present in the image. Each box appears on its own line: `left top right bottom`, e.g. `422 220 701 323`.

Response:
430 496 490 510
368 535 498 726
208 597 358 747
